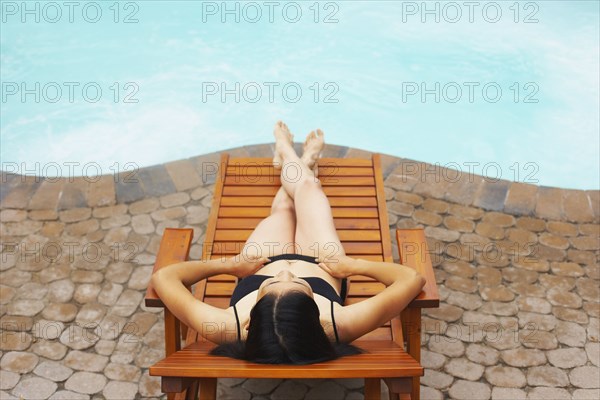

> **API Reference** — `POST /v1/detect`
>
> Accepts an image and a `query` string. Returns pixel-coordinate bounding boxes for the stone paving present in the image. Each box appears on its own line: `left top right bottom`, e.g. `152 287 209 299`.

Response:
0 143 598 400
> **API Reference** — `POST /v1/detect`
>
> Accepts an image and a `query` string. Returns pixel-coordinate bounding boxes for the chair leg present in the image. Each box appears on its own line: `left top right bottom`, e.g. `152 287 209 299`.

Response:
184 381 200 400
402 308 422 400
365 378 381 400
199 378 217 400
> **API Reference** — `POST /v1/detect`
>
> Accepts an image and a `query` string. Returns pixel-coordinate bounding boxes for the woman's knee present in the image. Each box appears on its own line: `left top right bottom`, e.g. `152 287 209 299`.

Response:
271 196 295 214
295 176 322 197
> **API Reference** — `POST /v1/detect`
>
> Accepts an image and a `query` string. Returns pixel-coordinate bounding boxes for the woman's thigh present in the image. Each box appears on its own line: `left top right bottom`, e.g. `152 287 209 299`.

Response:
294 181 346 259
240 208 297 258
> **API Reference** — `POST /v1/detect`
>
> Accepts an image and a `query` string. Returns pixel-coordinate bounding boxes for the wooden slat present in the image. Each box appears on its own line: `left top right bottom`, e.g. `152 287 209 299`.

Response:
145 228 194 307
213 229 381 242
228 157 374 167
349 275 377 282
203 280 387 298
202 153 229 260
216 218 265 229
209 241 382 255
322 186 377 196
218 207 378 218
347 282 386 296
333 219 380 229
224 176 375 186
220 196 378 207
348 254 384 262
223 186 377 197
215 218 380 230
227 166 374 177
207 274 236 282
205 282 236 296
149 340 423 379
396 229 440 309
357 327 392 341
204 297 230 309
218 254 382 262
373 154 393 263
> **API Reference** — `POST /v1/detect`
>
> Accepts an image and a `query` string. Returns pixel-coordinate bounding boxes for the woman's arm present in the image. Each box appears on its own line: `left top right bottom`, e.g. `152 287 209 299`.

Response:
328 257 426 343
151 255 269 344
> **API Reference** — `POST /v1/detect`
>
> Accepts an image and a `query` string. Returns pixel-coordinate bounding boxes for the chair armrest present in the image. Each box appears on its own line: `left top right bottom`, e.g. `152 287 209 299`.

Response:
396 229 440 309
144 228 195 308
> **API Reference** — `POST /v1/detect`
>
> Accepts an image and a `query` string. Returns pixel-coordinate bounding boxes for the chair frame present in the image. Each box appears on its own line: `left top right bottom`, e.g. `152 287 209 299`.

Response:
144 153 440 400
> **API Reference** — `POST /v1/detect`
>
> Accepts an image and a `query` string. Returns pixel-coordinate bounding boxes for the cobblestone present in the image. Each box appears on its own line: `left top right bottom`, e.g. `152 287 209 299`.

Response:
572 388 600 400
527 387 571 399
1 351 39 373
305 381 345 400
34 360 74 381
138 373 162 397
12 376 58 399
484 366 527 388
64 350 109 372
31 339 68 360
444 358 484 381
527 366 569 387
422 369 454 389
466 343 499 366
2 146 598 400
74 284 102 304
0 371 20 390
65 372 107 395
49 390 90 399
570 366 600 388
60 325 99 350
103 380 139 399
491 387 526 400
556 320 587 347
585 342 600 366
7 299 44 317
449 379 491 400
43 302 78 322
500 349 546 367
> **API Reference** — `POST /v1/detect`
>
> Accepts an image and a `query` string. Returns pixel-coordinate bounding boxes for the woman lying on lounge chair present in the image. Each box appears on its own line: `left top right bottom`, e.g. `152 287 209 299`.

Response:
151 121 426 365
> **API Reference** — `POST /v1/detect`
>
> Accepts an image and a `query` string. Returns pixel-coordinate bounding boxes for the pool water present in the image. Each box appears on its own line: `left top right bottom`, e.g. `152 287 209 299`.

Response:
1 1 598 190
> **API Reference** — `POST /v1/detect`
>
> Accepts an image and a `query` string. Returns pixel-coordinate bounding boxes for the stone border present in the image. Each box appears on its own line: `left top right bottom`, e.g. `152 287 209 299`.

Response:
1 143 598 224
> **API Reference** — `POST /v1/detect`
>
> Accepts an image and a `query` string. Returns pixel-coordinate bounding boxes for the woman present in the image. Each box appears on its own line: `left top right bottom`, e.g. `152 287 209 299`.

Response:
151 121 426 365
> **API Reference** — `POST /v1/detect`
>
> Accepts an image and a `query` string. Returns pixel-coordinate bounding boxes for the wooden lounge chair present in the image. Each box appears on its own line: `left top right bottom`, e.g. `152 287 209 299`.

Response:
144 153 440 400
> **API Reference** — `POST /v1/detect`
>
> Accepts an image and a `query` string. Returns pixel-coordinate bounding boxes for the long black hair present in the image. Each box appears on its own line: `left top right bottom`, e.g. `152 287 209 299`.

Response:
210 291 363 364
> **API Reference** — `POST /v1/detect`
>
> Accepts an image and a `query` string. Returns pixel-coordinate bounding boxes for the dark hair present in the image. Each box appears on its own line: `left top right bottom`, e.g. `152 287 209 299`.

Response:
210 291 364 364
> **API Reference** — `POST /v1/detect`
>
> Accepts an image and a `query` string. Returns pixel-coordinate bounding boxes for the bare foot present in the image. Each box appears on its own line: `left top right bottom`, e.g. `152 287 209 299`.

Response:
301 129 325 175
273 121 294 169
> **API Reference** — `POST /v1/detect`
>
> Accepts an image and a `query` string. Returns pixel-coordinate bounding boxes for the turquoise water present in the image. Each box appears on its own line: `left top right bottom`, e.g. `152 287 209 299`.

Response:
1 1 598 190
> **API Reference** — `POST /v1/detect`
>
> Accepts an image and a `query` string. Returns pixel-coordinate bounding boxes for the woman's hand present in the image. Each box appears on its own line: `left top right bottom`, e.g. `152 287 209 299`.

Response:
228 254 271 278
316 254 359 279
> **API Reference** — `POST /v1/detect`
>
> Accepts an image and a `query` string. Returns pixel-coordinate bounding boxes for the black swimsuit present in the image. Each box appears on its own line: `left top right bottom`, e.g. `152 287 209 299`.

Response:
230 253 347 344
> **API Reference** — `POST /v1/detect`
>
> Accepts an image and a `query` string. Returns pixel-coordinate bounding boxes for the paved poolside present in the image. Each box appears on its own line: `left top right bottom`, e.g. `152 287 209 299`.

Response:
1 143 598 399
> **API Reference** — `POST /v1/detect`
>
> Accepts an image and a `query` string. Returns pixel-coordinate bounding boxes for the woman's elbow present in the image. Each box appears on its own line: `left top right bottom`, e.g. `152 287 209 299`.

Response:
411 270 426 290
151 270 166 290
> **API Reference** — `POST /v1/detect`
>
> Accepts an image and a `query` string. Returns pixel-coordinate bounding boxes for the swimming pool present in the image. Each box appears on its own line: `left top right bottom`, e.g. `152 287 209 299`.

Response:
1 1 598 190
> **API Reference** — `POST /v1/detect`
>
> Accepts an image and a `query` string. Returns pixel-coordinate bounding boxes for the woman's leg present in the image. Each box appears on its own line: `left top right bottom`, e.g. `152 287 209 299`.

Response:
273 122 345 259
240 126 297 259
